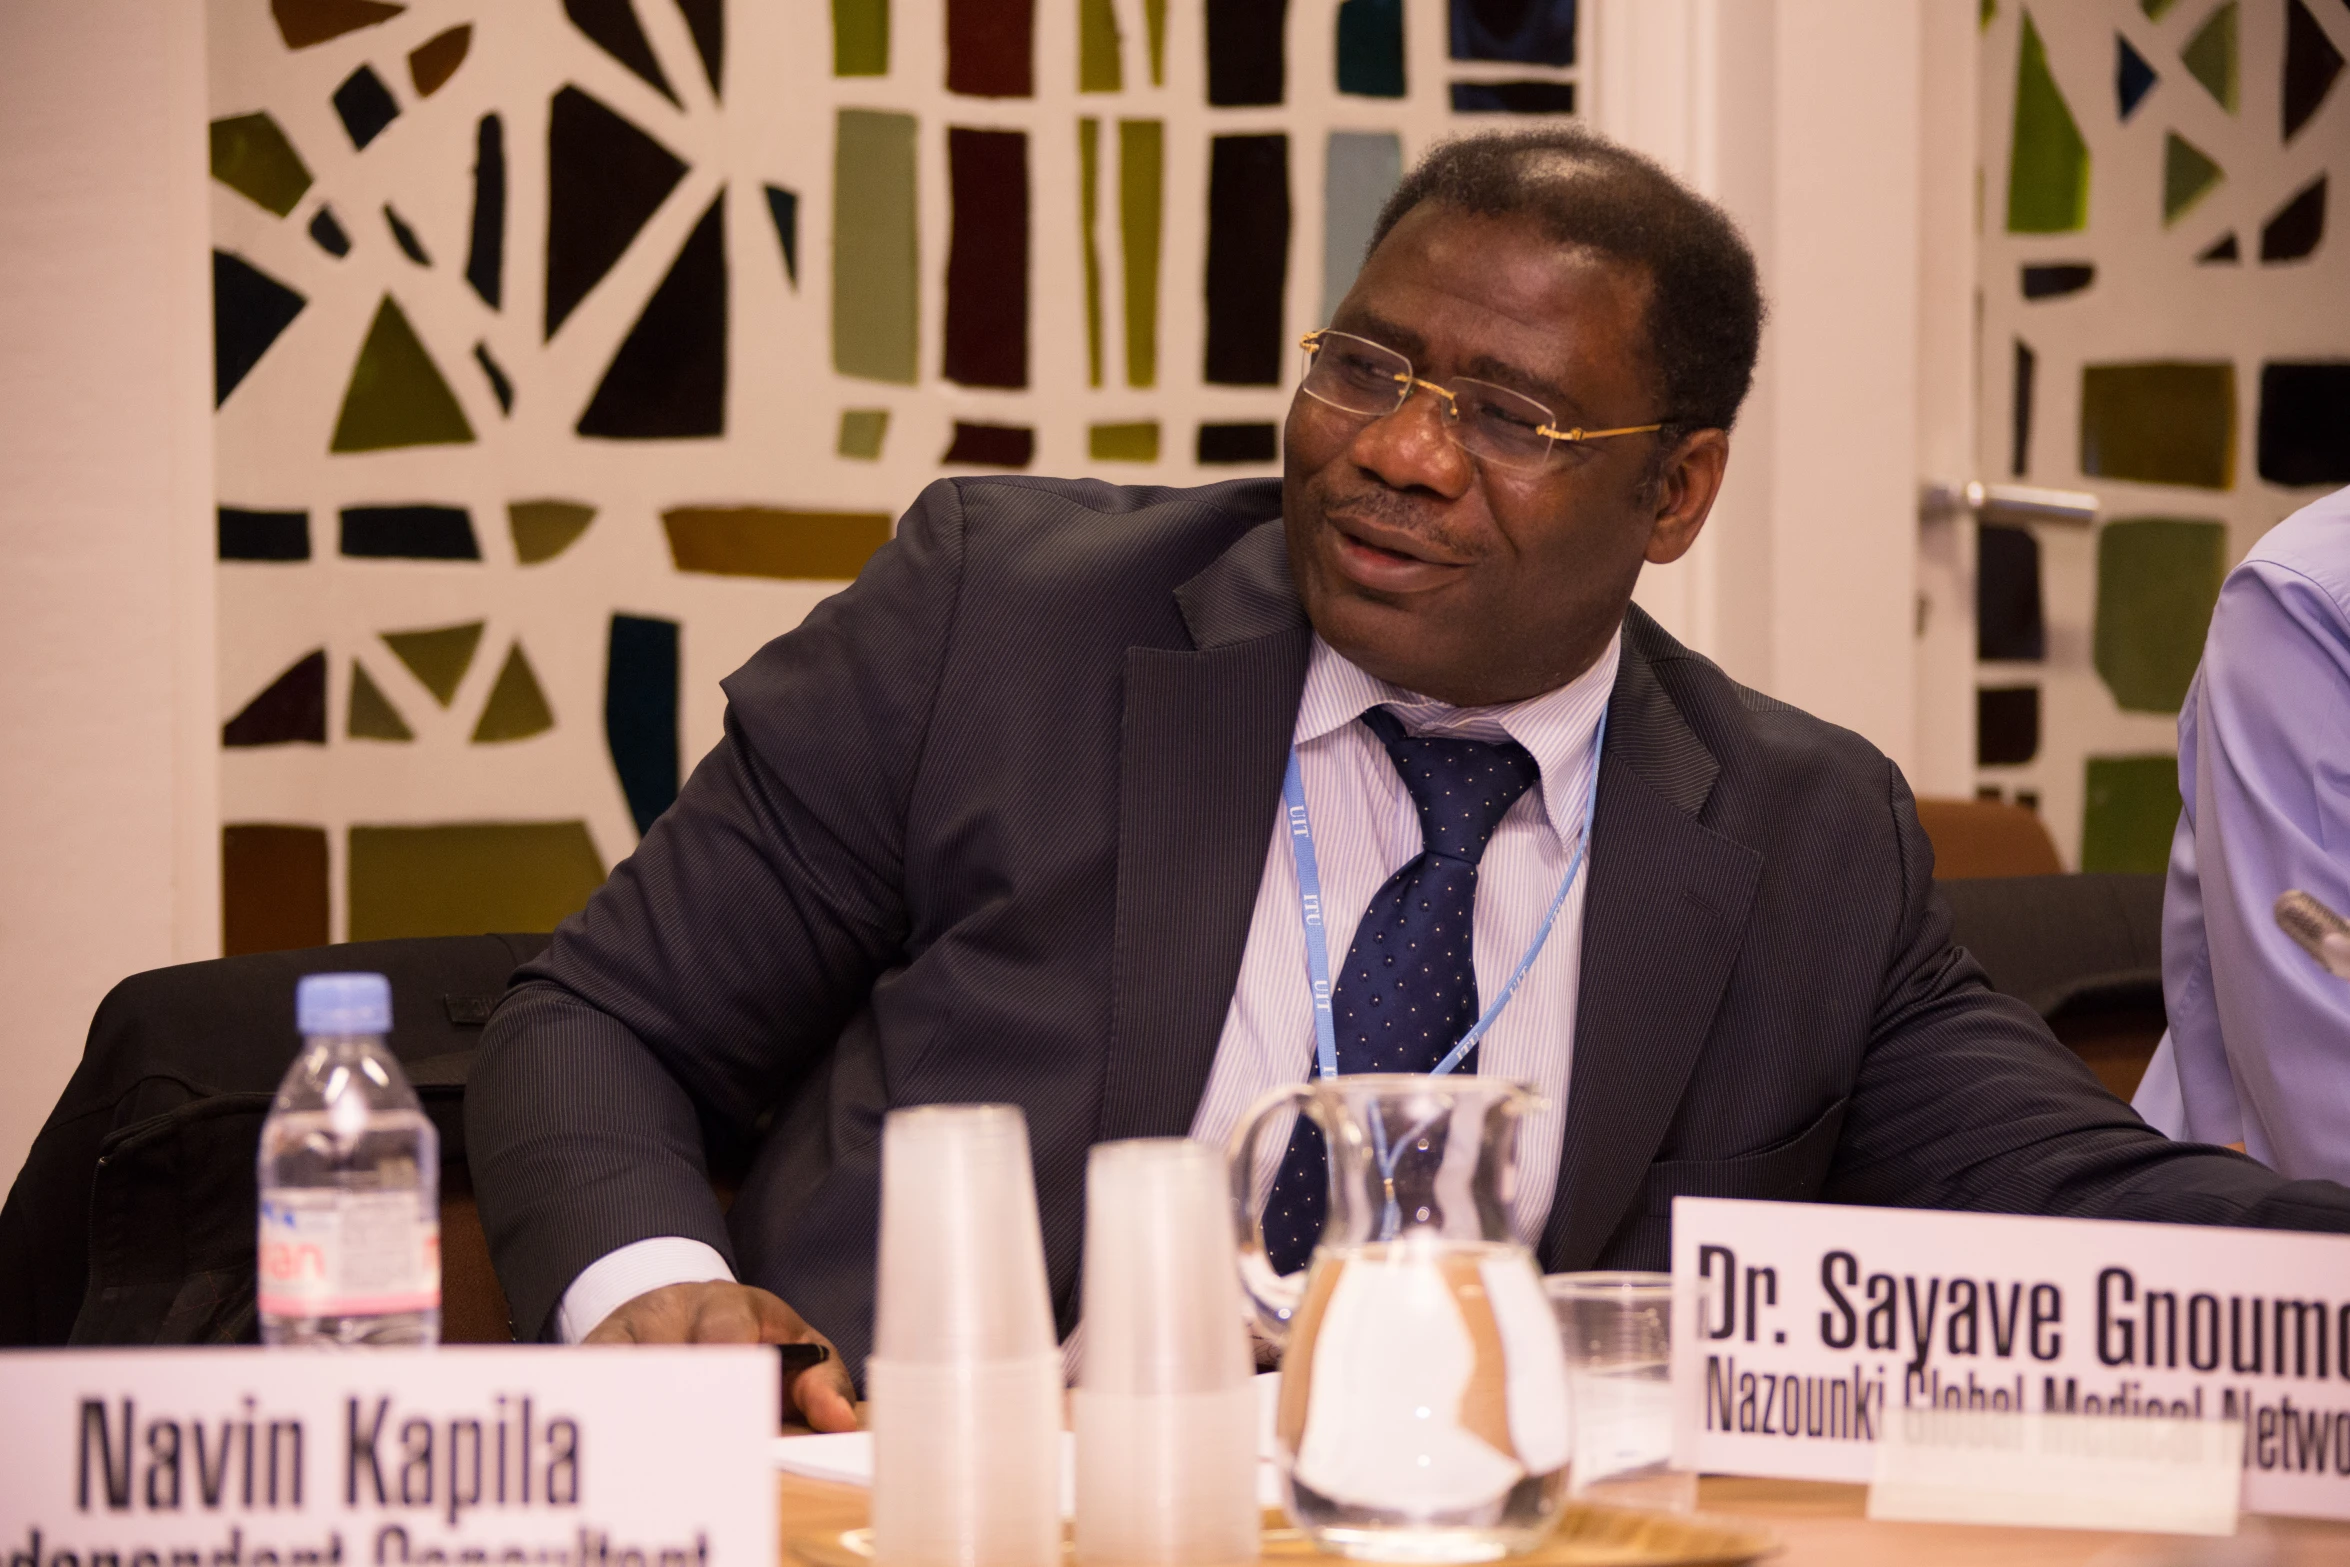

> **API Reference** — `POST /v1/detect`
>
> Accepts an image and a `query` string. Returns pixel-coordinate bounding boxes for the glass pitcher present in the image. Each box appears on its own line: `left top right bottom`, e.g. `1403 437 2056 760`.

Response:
1228 1075 1571 1562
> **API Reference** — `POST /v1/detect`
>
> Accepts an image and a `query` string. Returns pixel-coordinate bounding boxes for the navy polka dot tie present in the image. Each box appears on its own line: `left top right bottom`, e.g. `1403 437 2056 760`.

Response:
1260 707 1542 1275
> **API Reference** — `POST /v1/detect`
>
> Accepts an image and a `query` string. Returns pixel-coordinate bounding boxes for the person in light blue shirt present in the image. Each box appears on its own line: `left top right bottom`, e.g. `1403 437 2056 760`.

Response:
2136 485 2350 1181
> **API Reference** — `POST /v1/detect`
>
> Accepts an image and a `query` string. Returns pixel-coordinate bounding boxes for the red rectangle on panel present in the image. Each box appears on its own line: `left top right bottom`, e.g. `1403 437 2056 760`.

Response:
947 0 1034 96
945 126 1030 389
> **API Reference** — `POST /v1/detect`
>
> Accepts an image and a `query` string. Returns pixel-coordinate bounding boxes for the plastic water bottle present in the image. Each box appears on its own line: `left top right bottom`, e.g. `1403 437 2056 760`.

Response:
257 972 441 1345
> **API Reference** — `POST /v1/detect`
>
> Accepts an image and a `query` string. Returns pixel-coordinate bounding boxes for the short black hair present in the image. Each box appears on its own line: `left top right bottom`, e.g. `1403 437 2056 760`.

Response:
1368 128 1765 435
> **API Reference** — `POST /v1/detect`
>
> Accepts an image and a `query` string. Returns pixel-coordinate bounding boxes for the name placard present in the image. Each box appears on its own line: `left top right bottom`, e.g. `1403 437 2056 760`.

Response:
0 1348 777 1567
1669 1197 2350 1521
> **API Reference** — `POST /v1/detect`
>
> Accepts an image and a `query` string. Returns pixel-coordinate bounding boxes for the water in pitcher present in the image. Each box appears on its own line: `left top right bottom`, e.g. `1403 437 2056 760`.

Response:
1272 1239 1571 1562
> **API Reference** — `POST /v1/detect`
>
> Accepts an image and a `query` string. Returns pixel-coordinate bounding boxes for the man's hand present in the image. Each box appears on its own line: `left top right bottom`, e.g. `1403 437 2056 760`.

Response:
584 1281 859 1432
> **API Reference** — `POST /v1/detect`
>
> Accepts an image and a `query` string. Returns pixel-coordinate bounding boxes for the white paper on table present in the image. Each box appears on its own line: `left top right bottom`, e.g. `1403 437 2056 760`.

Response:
773 1372 1286 1512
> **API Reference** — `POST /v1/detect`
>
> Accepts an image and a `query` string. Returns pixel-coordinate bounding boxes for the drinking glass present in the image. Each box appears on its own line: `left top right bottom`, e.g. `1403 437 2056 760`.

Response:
1543 1272 1696 1514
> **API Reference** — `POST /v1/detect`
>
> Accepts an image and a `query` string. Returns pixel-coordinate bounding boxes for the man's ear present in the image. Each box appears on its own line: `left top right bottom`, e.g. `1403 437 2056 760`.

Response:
1643 428 1729 566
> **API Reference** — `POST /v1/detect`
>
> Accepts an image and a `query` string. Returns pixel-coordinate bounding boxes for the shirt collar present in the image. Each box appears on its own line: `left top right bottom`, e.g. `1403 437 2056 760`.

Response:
1293 629 1622 839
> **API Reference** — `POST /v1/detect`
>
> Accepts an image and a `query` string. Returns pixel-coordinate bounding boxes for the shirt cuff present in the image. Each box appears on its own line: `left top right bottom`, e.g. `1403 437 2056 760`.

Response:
555 1237 737 1343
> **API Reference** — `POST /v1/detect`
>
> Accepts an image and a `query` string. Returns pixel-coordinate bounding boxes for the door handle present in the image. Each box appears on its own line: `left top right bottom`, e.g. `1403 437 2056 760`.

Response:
1919 480 2100 527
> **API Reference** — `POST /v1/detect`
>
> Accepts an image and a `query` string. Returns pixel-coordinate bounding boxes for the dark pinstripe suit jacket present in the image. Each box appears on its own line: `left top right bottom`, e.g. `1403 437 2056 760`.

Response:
470 476 2350 1365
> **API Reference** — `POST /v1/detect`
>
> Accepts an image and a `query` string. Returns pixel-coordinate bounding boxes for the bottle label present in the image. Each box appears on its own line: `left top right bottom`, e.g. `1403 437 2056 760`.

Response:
258 1191 440 1317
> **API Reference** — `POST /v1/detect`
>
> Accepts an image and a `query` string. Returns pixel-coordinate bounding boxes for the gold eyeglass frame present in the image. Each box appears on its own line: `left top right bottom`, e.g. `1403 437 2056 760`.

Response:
1297 330 1663 463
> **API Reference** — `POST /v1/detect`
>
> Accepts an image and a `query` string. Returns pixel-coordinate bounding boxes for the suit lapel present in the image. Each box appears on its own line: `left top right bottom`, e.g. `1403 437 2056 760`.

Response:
1099 522 1312 1144
1540 616 1763 1270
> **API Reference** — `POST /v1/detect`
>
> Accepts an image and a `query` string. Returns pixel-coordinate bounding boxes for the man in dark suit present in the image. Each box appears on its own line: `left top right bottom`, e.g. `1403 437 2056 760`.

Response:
469 129 2350 1427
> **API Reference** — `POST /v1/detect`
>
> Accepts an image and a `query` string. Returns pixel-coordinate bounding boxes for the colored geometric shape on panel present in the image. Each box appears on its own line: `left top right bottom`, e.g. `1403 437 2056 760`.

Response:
210 114 312 217
2008 15 2090 233
838 408 890 459
472 643 555 742
1337 0 1406 96
469 115 506 308
607 614 681 836
676 0 724 96
2162 132 2223 223
224 649 327 747
833 109 919 384
2257 361 2350 485
944 128 1029 389
342 505 481 560
948 0 1035 96
2079 361 2235 488
1450 80 1577 114
834 0 889 75
2011 338 2036 476
577 193 727 439
1324 131 1403 322
2285 0 2344 140
1120 119 1163 389
510 500 597 563
1204 135 1291 387
2117 33 2158 119
2198 230 2240 262
382 621 486 705
2081 755 2182 874
1090 421 1160 461
333 65 400 151
2259 176 2327 262
310 206 351 257
1977 687 2040 767
2180 1 2238 112
474 342 514 414
544 87 687 339
1982 0 1996 29
222 824 329 957
271 0 402 50
2141 0 2178 18
1450 0 1578 65
1145 0 1168 83
1199 422 1278 463
1977 523 2045 661
330 296 476 451
662 506 893 579
565 0 679 105
2094 517 2226 713
764 185 798 285
347 822 606 940
942 422 1036 467
1081 0 1123 91
2021 262 2094 298
348 661 413 741
214 251 306 407
219 507 310 562
1080 119 1105 386
385 205 431 265
409 25 471 96
1207 0 1287 105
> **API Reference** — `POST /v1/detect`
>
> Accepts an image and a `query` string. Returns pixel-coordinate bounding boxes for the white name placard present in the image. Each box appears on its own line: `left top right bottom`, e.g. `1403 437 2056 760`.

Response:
0 1348 777 1567
1669 1197 2350 1521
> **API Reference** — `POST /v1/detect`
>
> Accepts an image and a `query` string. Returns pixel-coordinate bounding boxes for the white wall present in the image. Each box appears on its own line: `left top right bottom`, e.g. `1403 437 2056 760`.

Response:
0 2 217 1193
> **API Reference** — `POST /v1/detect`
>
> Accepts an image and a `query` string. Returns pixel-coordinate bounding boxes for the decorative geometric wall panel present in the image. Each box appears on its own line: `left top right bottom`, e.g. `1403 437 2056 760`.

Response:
347 822 606 940
2021 263 2095 298
2093 518 2226 712
2011 339 2036 475
211 0 1571 939
1452 0 1580 65
2257 361 2350 483
2009 13 2091 232
2180 1 2240 112
2259 175 2327 260
2080 755 2184 873
2162 131 2224 222
221 823 330 956
2117 33 2159 118
2079 361 2235 486
224 649 327 746
2198 229 2241 260
1451 82 1578 114
1977 524 2046 661
2284 0 2344 139
1977 686 2042 766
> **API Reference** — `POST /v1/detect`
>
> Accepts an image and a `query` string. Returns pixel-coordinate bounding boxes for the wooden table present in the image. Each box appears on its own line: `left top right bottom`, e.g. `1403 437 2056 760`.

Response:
776 1472 2350 1567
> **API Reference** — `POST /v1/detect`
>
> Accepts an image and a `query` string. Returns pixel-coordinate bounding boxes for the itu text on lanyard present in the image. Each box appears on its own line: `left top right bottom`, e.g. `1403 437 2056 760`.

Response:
1279 704 1608 1085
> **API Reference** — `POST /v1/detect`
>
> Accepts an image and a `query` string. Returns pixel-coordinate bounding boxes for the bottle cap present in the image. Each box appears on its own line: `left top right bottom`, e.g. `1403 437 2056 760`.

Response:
296 972 393 1035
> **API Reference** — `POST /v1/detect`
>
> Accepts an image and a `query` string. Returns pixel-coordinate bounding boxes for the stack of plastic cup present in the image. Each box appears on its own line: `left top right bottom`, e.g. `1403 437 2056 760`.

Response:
870 1105 1063 1567
1073 1139 1260 1567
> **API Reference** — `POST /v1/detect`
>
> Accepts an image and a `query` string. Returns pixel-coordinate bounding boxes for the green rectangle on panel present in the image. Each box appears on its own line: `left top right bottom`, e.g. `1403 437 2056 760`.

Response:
833 109 918 384
348 822 606 940
663 506 893 579
1120 119 1163 389
2080 361 2236 488
2093 518 2227 713
1080 119 1105 387
833 0 888 75
1080 0 1122 90
838 407 890 458
1090 421 1160 460
2080 756 2182 875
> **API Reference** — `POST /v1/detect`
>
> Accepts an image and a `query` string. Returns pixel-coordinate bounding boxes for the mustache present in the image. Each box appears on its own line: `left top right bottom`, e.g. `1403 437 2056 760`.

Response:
1318 484 1469 554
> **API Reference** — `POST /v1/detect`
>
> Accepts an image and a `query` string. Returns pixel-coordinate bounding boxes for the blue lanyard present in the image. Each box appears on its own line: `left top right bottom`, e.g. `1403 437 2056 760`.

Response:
1280 704 1608 1086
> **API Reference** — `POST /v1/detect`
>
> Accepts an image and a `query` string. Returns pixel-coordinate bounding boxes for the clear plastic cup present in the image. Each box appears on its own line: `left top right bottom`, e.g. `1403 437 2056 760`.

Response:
870 1105 1062 1567
1543 1272 1696 1515
1074 1139 1259 1566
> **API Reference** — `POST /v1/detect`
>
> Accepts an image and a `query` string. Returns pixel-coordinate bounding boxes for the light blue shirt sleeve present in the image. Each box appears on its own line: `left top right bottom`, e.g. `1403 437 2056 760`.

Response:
2136 488 2350 1180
